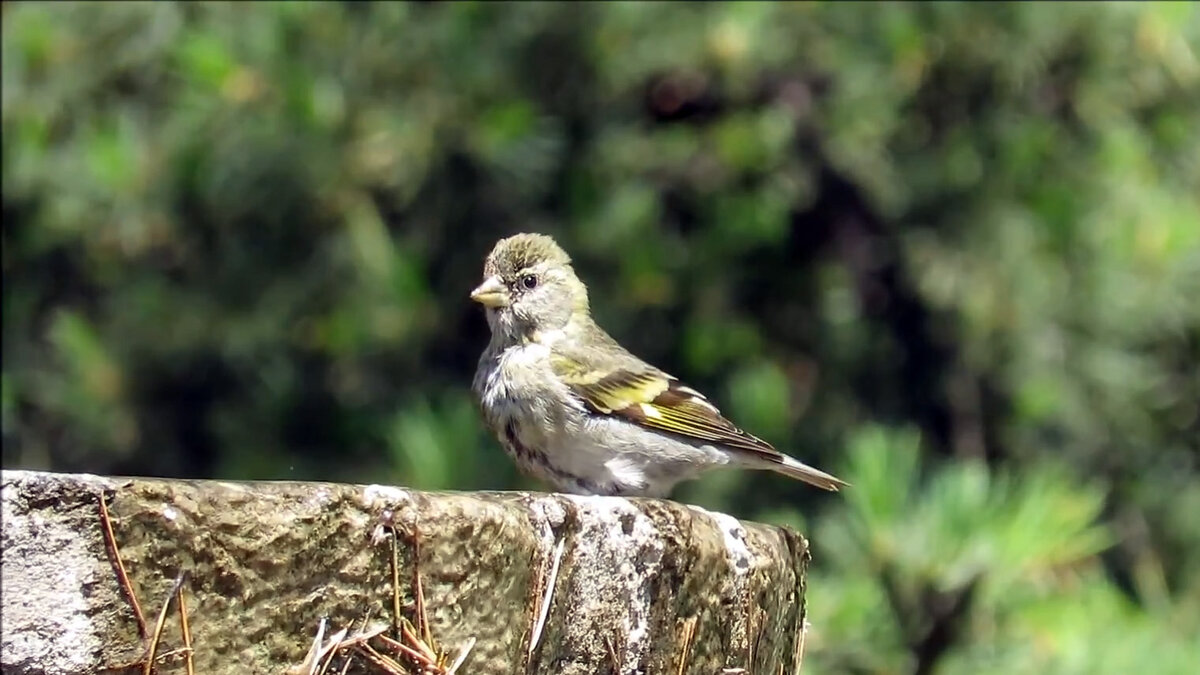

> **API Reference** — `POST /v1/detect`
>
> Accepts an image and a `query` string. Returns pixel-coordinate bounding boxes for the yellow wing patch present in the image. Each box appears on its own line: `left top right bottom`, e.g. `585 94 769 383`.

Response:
550 353 779 457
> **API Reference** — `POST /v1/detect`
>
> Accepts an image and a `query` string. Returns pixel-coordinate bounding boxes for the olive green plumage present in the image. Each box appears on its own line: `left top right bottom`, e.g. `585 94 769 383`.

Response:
471 232 847 497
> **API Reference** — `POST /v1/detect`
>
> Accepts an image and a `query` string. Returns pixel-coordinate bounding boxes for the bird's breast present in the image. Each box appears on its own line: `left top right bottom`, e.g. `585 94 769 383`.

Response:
474 342 611 488
476 343 582 435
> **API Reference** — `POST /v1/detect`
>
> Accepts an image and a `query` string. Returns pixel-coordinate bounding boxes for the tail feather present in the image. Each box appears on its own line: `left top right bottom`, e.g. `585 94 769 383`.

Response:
771 454 849 492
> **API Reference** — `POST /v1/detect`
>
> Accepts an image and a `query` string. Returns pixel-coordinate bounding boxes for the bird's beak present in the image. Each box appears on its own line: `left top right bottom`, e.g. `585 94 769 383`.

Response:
470 276 509 308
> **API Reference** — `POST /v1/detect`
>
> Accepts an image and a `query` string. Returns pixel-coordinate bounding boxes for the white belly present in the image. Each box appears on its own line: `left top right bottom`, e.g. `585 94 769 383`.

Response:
474 343 726 496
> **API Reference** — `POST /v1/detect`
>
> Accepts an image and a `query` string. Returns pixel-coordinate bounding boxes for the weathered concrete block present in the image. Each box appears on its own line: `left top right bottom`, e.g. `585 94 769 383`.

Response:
1 470 808 674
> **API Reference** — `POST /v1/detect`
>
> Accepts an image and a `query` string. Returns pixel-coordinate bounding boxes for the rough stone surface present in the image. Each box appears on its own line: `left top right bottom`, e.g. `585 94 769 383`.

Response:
1 470 809 674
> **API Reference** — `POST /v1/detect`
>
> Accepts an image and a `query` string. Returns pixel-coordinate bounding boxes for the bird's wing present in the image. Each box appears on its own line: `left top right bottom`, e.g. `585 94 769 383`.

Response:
549 343 782 458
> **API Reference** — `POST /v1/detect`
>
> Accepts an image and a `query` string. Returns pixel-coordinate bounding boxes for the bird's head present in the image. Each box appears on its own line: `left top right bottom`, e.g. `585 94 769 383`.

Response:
471 233 589 340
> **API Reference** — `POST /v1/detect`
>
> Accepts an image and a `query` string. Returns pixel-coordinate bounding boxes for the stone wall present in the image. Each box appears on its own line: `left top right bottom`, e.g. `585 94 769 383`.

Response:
1 470 808 674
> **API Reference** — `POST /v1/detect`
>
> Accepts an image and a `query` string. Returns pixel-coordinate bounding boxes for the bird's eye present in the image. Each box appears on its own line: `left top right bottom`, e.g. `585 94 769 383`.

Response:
520 274 538 290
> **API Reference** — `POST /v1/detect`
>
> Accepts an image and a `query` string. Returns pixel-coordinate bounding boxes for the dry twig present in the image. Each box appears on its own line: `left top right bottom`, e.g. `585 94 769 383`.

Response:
527 537 565 662
603 633 623 675
445 637 476 675
747 604 767 673
97 490 195 674
793 618 810 675
676 615 699 675
98 490 147 640
144 573 187 675
390 519 403 642
177 582 194 675
289 511 476 674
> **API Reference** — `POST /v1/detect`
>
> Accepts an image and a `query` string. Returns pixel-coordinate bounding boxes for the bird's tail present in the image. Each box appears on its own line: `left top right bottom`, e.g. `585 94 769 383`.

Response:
769 454 849 492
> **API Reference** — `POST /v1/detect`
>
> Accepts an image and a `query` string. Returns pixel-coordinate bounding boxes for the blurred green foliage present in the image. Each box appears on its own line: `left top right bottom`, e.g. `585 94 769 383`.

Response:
3 2 1199 672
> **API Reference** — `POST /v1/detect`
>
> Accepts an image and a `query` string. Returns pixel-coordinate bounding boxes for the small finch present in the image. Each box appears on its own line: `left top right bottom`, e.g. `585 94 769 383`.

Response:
471 233 847 497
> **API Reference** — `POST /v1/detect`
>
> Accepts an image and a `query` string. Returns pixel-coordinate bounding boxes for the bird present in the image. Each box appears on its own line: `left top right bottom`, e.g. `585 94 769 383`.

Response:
470 232 848 498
